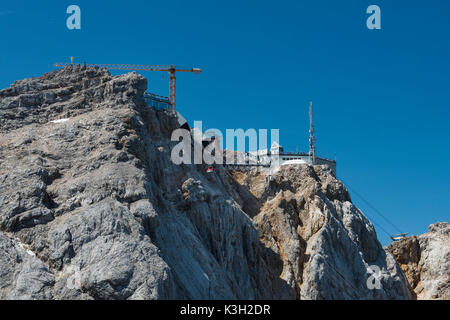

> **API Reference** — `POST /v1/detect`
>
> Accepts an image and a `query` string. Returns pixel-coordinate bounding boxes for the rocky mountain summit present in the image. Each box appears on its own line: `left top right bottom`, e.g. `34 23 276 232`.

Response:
0 66 413 299
387 222 449 299
229 166 411 299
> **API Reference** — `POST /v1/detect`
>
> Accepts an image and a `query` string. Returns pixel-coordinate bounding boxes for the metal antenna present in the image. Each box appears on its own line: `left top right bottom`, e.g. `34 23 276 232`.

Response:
309 101 316 164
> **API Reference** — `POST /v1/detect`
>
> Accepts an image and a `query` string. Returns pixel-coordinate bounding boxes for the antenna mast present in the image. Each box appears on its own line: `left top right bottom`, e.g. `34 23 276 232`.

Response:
309 101 316 164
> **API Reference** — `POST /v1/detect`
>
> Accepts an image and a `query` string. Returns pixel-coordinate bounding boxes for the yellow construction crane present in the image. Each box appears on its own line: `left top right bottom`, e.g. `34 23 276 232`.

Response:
54 61 201 112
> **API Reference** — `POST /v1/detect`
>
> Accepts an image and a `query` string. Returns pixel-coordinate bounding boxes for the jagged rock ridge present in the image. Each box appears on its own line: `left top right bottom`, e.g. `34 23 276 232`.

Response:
229 165 411 299
387 222 449 299
0 66 411 299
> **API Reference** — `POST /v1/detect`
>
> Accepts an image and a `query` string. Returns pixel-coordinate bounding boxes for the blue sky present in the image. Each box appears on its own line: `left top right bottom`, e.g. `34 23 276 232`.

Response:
0 0 449 245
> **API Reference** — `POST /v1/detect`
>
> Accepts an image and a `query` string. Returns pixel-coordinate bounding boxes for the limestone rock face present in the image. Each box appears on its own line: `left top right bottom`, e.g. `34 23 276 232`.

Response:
0 66 412 299
0 66 291 299
0 232 54 299
387 222 449 299
230 165 412 299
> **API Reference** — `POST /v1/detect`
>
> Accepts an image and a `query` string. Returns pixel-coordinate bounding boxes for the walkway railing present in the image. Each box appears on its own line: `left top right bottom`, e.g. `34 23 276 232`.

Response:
143 92 171 110
223 163 270 171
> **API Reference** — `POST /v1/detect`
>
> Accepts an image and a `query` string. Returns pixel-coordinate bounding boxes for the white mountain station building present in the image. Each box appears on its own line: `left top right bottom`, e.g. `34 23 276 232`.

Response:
248 141 336 176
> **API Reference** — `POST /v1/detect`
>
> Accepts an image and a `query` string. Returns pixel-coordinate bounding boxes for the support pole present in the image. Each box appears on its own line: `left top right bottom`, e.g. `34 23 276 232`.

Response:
169 68 176 112
309 101 316 164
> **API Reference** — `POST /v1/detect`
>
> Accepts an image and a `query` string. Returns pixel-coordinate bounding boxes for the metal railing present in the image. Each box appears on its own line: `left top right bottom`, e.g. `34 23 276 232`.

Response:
143 92 171 111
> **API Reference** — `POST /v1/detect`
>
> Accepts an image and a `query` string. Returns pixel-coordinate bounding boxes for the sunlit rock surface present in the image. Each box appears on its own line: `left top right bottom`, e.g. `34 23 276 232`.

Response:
0 67 412 299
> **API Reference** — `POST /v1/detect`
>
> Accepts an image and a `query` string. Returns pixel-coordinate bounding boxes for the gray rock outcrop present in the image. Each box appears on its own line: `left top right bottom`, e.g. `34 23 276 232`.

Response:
229 165 412 299
0 66 413 299
387 222 449 299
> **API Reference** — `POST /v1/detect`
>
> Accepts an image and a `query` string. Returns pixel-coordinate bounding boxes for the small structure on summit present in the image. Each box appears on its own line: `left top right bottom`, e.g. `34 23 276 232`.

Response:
250 102 336 175
256 141 336 176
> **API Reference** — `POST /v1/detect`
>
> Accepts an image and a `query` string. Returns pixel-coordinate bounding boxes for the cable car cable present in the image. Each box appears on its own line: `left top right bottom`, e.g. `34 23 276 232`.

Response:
340 179 404 235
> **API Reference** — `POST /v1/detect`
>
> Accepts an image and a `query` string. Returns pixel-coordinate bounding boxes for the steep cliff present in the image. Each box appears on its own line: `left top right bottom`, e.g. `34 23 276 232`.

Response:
387 222 449 299
0 66 411 299
229 165 411 299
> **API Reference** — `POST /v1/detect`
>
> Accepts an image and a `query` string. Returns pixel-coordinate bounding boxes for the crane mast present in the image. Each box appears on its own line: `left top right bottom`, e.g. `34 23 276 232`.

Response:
169 67 176 109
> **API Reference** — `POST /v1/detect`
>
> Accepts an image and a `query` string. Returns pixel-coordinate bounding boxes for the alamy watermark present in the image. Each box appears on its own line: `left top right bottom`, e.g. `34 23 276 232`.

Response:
63 5 379 32
366 265 384 290
366 5 381 30
66 5 81 30
170 121 280 165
